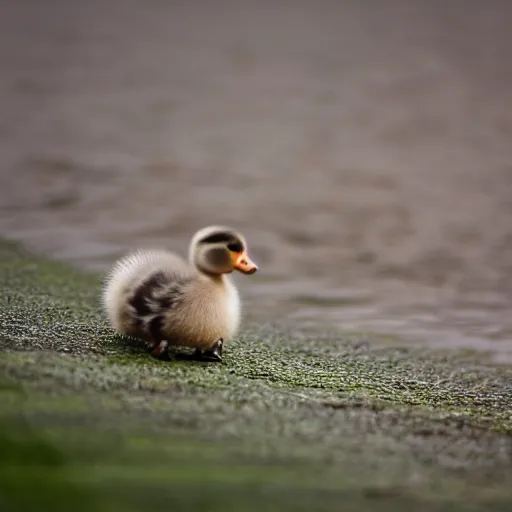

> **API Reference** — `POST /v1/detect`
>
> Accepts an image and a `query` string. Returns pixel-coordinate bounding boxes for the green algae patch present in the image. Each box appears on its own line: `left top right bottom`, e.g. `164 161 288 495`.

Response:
1 240 512 511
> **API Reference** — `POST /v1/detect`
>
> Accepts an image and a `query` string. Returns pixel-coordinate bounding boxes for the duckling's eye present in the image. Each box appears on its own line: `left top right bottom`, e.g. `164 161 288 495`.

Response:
227 242 244 253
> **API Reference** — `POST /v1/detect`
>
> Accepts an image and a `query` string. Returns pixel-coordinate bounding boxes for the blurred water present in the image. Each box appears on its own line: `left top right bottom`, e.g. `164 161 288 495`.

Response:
1 0 511 362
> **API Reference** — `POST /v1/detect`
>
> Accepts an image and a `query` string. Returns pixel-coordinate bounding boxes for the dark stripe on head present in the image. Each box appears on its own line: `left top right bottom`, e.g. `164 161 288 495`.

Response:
199 231 245 252
227 241 244 253
199 231 235 245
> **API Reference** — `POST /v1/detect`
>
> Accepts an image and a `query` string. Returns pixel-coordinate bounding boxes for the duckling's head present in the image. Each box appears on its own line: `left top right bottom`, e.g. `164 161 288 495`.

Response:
189 226 258 277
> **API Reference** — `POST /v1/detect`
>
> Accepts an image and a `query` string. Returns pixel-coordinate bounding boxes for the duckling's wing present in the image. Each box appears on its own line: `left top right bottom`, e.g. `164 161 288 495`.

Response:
128 268 194 341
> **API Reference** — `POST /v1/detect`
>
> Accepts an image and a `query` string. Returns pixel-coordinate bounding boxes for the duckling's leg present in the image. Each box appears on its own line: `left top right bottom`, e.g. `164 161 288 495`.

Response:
192 338 223 363
150 340 169 358
147 315 169 359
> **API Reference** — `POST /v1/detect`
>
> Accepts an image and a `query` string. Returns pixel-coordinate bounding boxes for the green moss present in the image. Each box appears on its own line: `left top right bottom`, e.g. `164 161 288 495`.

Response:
0 240 511 511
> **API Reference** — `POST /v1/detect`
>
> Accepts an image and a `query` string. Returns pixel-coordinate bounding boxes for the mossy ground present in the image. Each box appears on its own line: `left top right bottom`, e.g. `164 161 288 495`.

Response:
0 240 511 511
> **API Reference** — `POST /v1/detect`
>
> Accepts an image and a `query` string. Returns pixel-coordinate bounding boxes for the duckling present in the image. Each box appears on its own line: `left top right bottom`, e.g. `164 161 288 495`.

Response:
102 226 258 362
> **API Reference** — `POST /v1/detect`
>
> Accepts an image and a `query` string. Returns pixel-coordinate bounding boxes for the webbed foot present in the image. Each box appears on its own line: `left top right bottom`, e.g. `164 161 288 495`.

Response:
192 338 223 363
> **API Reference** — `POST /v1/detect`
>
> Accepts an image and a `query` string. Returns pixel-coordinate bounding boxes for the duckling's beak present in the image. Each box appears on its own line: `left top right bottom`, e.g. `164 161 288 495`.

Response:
234 251 258 274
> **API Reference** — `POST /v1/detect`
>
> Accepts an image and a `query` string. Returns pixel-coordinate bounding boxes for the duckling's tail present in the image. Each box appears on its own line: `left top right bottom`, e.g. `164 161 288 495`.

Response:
101 249 186 331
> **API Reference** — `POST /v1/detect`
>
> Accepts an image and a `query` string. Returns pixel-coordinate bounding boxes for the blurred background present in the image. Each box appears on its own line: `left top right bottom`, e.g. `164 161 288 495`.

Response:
0 0 511 361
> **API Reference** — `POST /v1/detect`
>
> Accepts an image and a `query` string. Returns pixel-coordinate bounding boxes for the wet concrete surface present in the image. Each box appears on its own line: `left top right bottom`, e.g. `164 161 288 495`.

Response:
0 0 511 361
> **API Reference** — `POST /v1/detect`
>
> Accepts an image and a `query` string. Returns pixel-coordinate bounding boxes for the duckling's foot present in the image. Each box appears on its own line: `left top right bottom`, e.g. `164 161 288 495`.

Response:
150 340 169 359
192 339 223 363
